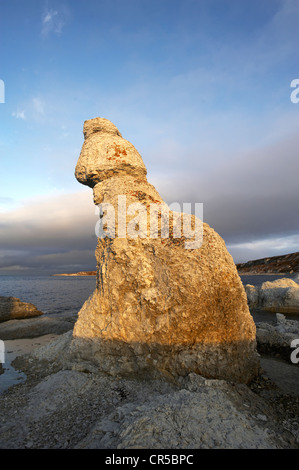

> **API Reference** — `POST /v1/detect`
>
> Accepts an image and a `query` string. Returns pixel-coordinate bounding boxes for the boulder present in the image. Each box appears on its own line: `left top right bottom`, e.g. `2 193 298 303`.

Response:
245 279 299 314
69 117 259 384
256 313 299 361
0 296 43 323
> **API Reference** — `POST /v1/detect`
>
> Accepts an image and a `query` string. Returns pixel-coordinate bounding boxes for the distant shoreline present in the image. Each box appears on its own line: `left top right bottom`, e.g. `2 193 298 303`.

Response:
236 251 299 275
52 270 298 277
53 271 96 277
238 272 297 276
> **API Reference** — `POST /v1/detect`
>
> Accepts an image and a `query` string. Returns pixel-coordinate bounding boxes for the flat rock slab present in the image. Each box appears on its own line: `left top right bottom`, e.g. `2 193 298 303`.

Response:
0 315 74 340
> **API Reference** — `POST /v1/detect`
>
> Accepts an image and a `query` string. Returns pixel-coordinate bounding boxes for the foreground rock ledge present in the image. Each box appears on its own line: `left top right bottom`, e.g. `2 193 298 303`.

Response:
69 117 259 384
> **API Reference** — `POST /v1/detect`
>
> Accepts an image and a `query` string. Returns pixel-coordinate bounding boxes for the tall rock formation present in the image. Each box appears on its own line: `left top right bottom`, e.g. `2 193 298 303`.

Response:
70 117 259 383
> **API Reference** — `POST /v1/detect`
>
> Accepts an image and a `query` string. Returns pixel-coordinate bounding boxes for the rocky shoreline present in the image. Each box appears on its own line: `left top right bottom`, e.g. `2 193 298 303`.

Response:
0 287 298 449
0 310 298 449
0 117 298 449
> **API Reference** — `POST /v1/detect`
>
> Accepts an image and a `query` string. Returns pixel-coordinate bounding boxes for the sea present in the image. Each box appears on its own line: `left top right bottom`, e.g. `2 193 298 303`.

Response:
0 274 97 317
0 272 298 323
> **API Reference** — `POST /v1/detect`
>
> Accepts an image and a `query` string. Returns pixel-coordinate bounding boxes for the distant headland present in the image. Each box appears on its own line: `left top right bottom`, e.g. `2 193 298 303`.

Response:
53 271 96 276
236 251 299 274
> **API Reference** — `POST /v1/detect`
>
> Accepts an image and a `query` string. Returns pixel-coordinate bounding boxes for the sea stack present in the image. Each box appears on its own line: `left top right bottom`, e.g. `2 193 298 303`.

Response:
70 117 259 383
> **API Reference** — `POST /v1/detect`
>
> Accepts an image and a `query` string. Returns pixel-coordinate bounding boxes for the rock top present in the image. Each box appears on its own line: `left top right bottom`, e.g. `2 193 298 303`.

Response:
83 117 122 140
75 117 147 188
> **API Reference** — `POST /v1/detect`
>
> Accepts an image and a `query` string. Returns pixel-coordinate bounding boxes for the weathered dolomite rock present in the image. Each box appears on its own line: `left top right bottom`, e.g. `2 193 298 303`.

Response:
0 296 43 323
256 313 299 361
70 117 259 384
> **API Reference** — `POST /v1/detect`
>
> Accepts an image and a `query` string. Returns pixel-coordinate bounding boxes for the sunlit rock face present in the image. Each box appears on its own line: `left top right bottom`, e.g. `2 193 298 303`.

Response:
70 117 259 384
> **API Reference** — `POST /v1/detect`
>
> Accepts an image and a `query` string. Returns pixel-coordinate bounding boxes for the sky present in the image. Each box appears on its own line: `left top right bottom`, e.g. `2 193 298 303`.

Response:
0 0 298 275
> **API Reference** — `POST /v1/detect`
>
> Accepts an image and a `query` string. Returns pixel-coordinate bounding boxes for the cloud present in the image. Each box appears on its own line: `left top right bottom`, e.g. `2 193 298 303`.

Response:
150 124 299 262
12 110 26 120
0 190 96 249
0 197 14 205
227 234 299 264
11 97 45 123
41 5 68 37
0 190 97 273
0 250 95 273
0 265 30 272
32 97 45 116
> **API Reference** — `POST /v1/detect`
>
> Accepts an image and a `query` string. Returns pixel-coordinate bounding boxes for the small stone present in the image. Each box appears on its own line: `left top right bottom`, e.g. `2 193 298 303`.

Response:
256 414 268 422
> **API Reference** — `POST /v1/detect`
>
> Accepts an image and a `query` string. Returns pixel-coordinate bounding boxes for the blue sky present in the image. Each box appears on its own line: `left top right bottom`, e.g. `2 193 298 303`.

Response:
0 0 298 274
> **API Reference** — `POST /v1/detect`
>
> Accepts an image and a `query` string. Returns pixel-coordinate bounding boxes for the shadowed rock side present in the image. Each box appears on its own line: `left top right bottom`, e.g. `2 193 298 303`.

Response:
70 117 259 384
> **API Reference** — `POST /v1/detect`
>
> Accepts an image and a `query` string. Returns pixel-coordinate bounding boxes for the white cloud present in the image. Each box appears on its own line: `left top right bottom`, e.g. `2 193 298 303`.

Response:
43 10 58 24
0 190 97 273
227 234 299 264
32 97 45 116
12 110 26 120
11 97 46 122
41 7 65 37
0 190 96 249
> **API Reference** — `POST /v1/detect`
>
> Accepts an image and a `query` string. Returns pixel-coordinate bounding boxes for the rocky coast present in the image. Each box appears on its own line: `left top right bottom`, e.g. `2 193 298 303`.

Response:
1 118 298 450
237 252 299 274
0 319 298 449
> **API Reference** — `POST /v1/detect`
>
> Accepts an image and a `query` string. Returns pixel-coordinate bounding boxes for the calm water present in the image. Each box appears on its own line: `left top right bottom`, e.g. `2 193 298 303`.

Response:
0 273 298 322
0 275 95 395
0 275 96 316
